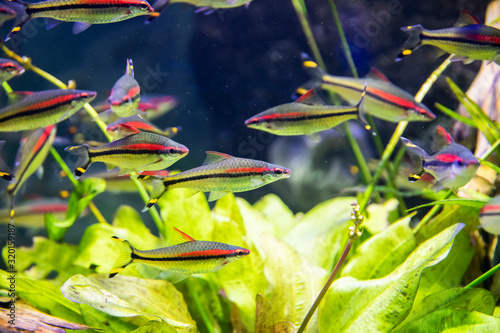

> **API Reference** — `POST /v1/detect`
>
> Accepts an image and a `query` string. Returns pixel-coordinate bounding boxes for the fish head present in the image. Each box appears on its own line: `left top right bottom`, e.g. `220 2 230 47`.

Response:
228 246 250 263
71 90 97 107
130 0 154 15
164 140 189 161
264 164 291 181
479 195 500 235
406 104 436 122
109 76 140 105
244 113 280 133
433 144 479 188
0 59 25 80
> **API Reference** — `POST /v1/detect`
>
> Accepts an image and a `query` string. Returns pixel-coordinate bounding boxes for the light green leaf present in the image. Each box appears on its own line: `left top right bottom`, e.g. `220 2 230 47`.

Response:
283 197 355 270
318 223 464 332
253 194 296 237
393 308 500 333
341 215 416 279
399 288 495 328
61 274 196 331
434 102 477 128
363 198 399 234
132 321 177 333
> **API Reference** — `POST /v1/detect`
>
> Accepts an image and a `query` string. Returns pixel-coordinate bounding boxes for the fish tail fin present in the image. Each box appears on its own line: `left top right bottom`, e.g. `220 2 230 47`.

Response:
4 0 30 41
297 52 327 95
138 175 167 212
396 25 424 61
109 236 135 278
125 58 134 77
400 137 428 182
65 144 91 178
356 84 371 132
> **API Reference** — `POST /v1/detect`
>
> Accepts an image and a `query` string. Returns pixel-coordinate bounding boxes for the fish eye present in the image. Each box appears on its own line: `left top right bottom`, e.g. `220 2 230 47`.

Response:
169 148 177 154
274 168 283 175
139 3 149 10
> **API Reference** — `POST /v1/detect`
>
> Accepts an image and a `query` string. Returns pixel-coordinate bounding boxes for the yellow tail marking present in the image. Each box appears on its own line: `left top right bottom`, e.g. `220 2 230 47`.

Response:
0 172 10 178
150 12 160 17
402 49 412 56
12 27 20 32
148 198 158 205
59 190 70 198
303 60 318 68
76 167 86 174
365 125 371 130
296 88 308 95
10 209 14 218
409 174 421 181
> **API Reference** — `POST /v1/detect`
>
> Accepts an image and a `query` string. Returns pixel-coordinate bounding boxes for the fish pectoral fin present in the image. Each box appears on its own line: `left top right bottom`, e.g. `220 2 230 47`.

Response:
208 191 229 202
72 22 92 34
332 123 347 135
306 132 321 142
226 0 238 5
449 54 473 63
44 18 62 30
177 188 199 199
157 271 190 284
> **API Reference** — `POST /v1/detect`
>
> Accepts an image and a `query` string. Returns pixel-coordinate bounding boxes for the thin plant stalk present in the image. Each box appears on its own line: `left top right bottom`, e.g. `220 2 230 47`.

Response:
1 46 165 233
412 190 453 235
465 262 500 289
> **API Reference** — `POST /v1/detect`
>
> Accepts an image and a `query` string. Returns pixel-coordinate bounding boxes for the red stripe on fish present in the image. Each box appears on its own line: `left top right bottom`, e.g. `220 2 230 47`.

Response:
435 154 461 163
120 143 171 151
226 167 269 174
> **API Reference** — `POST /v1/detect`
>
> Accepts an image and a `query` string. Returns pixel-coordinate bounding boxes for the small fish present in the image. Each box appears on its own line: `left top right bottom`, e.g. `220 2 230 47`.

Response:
0 140 13 181
0 89 96 132
108 59 141 118
479 195 500 235
91 95 177 121
65 131 188 177
146 0 251 23
141 151 290 211
397 10 500 64
8 125 57 197
0 200 80 227
245 87 369 139
80 169 170 193
106 115 181 139
109 227 250 278
299 53 435 123
3 0 153 40
0 58 24 83
400 126 479 191
0 6 16 26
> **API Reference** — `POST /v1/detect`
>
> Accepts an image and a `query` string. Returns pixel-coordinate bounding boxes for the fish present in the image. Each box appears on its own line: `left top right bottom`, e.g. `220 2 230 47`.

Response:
65 131 189 177
0 200 83 227
145 0 252 23
79 168 170 193
108 59 141 118
106 115 181 139
400 125 479 191
244 86 369 139
0 89 96 132
479 195 500 235
396 10 500 64
0 140 13 181
91 95 178 121
7 125 57 198
109 227 250 278
299 53 436 123
0 6 16 26
0 58 24 83
3 0 153 40
140 151 291 211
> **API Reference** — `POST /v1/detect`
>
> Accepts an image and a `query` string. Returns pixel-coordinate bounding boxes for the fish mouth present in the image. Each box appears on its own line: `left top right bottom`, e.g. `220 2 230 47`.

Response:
244 117 260 127
418 107 436 121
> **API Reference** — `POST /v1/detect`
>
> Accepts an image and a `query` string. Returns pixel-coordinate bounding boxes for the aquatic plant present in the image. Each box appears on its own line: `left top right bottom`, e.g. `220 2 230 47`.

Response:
1 0 500 332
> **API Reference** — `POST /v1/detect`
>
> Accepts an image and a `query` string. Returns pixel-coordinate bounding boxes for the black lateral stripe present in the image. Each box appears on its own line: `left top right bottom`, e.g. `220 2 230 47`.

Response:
27 3 132 14
163 170 267 187
421 33 500 47
266 110 357 123
0 98 75 124
323 80 416 110
89 149 168 157
132 251 239 262
424 160 454 167
479 212 499 217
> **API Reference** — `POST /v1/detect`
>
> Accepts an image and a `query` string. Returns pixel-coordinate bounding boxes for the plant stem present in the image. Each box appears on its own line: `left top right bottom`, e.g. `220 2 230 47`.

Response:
132 178 165 237
412 190 453 235
188 281 215 333
480 137 500 160
290 0 326 69
465 262 500 289
297 239 352 333
50 148 79 188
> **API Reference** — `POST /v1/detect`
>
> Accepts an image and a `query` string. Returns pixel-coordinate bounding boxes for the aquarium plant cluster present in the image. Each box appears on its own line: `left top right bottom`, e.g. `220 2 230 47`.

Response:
0 0 499 332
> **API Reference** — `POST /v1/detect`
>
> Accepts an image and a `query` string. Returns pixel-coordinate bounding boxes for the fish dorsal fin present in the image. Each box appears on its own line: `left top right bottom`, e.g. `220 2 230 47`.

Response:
171 227 196 245
454 9 482 27
126 59 134 78
433 125 455 151
295 88 325 105
202 151 234 166
7 91 33 104
365 67 391 83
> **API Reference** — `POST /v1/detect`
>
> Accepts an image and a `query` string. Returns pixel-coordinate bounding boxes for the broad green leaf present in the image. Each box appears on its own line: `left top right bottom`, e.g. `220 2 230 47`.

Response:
2 237 89 283
253 194 296 237
434 102 477 128
132 321 177 333
413 230 474 305
74 205 161 275
159 189 214 241
283 197 354 270
363 198 399 234
399 288 495 328
318 223 464 332
408 198 487 211
415 205 480 243
393 308 500 333
61 274 196 331
259 235 326 329
341 215 416 279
